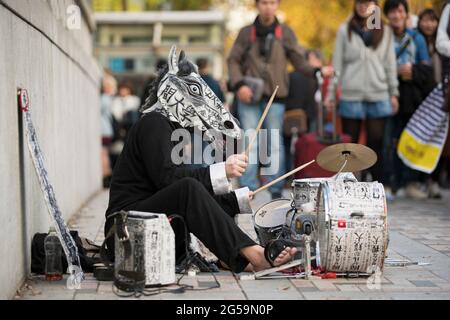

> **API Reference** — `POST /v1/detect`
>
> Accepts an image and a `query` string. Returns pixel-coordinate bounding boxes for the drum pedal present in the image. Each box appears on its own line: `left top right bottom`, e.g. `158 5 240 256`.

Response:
239 259 304 281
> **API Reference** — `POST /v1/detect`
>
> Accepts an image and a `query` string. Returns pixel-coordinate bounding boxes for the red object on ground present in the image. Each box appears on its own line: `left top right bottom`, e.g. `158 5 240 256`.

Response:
280 266 304 275
321 272 337 279
294 132 352 179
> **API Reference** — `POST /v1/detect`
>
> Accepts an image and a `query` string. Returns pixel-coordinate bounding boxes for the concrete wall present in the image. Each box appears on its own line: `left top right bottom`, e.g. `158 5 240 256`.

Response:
0 0 102 299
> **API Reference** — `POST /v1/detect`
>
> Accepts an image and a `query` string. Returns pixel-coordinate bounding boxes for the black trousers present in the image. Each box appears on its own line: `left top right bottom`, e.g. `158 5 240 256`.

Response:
341 117 387 182
105 178 256 273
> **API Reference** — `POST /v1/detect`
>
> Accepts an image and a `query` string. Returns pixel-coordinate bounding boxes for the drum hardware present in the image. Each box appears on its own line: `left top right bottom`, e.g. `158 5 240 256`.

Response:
282 204 319 275
321 272 371 279
384 259 431 267
283 206 317 242
245 272 307 280
240 235 316 281
303 235 312 278
250 143 388 279
239 259 304 281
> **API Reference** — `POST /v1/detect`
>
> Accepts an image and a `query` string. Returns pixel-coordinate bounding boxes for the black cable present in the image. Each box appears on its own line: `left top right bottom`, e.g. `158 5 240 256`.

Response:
167 215 221 291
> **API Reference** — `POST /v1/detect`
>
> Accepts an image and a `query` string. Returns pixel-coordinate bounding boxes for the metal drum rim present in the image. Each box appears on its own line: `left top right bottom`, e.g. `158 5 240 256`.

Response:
253 198 292 227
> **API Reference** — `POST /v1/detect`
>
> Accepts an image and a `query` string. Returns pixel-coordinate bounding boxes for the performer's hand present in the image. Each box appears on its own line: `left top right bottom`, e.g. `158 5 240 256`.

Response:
225 154 248 179
248 191 255 201
237 86 253 104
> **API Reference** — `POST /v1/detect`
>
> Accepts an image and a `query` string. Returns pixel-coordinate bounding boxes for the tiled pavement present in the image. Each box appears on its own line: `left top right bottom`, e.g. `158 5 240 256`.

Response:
15 188 450 300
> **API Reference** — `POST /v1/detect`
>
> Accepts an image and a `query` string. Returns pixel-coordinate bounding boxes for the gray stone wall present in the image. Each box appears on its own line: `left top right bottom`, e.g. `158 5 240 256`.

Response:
0 0 102 299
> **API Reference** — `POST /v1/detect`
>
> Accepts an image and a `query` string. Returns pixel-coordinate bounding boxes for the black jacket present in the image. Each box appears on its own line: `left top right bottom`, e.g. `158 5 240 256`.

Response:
105 112 239 218
398 64 435 115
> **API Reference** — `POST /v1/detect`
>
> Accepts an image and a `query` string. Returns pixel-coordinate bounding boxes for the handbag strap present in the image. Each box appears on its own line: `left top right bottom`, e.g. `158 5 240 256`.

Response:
99 211 132 267
397 37 411 59
99 211 146 294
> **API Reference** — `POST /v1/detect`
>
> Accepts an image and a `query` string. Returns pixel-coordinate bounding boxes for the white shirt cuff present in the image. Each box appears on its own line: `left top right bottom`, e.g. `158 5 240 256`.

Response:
209 162 231 195
234 187 253 214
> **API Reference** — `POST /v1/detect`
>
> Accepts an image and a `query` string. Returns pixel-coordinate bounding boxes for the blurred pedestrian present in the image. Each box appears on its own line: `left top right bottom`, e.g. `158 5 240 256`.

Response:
228 0 332 199
112 82 140 121
196 58 225 103
326 0 399 187
418 9 441 83
112 81 141 130
284 49 324 172
418 8 444 198
384 0 434 200
100 70 117 188
436 1 450 189
141 58 168 107
110 82 141 167
286 49 324 132
437 0 450 113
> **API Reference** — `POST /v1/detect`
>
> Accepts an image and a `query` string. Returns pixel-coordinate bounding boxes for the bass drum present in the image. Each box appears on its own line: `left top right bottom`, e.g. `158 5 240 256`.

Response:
253 199 292 247
317 180 388 273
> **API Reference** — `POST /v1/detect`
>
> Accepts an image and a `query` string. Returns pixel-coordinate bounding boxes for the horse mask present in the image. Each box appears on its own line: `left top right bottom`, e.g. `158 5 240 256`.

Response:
141 46 242 148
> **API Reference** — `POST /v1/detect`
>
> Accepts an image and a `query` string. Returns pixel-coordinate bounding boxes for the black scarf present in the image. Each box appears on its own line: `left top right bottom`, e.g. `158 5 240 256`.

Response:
351 22 374 47
254 16 279 59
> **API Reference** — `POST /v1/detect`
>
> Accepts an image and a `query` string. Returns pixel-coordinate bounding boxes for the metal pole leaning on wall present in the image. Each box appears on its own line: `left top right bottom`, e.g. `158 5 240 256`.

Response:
18 88 85 290
17 88 30 285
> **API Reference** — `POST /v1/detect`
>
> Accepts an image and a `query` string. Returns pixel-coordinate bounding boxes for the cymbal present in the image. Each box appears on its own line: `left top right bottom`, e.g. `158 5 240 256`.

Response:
316 143 377 173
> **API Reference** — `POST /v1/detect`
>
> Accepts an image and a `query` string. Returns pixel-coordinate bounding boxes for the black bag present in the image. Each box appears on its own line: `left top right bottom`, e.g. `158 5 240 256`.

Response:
31 230 101 274
442 57 450 112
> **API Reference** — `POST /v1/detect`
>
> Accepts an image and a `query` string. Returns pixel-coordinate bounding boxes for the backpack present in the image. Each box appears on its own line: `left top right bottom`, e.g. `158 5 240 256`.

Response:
31 230 101 274
244 24 285 61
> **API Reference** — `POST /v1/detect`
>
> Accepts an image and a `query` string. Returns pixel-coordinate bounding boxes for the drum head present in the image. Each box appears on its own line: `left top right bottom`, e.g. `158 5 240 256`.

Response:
254 199 291 228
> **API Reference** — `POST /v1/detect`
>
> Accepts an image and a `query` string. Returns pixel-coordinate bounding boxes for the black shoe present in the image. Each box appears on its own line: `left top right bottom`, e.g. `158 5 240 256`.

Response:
264 239 296 267
103 176 112 189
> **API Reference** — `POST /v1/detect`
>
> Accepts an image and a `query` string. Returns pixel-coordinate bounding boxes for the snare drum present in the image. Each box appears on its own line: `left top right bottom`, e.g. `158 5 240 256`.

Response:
253 199 292 247
292 178 325 209
292 173 357 209
317 180 388 273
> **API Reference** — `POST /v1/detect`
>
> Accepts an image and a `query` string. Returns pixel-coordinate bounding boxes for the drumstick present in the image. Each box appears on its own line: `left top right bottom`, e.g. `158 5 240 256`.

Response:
253 160 316 196
244 86 279 156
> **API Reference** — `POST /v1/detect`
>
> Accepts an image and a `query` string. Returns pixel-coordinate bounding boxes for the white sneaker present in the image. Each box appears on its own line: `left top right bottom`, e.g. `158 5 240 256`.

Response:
384 186 395 202
428 182 442 199
396 188 406 199
406 183 428 200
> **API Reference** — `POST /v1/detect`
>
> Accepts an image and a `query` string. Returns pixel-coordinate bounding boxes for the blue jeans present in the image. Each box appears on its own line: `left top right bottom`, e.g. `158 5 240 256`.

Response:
237 99 286 194
339 100 393 119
